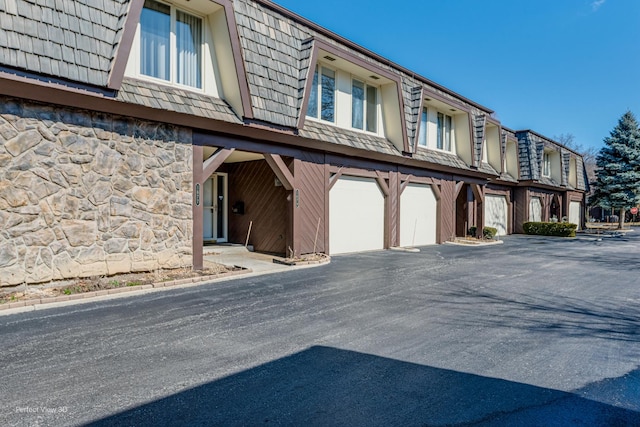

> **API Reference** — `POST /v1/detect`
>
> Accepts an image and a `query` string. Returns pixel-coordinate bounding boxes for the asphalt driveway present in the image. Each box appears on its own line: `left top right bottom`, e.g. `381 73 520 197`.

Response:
2 233 640 426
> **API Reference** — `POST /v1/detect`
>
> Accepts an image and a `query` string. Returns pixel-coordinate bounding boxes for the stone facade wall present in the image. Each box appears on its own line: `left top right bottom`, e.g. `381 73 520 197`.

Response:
0 97 193 286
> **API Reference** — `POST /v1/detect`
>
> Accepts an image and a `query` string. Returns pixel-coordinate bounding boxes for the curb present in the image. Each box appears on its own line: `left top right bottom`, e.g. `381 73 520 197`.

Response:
444 239 504 247
0 268 251 316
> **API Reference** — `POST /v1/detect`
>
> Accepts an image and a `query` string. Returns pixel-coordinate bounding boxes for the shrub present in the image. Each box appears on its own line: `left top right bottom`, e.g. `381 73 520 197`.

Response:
468 226 477 237
483 227 498 239
523 222 577 237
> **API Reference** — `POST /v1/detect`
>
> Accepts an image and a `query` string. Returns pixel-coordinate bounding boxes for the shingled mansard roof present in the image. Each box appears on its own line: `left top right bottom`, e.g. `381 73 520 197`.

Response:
516 130 587 191
0 0 130 87
0 0 586 187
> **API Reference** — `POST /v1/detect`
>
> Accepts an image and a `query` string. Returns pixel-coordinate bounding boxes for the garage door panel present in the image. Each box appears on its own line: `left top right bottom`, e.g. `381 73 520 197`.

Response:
569 201 581 229
400 184 437 247
330 176 384 255
529 197 542 222
485 194 508 236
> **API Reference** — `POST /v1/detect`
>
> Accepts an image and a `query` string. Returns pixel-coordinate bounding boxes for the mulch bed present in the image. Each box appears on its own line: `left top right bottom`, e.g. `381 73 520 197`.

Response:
0 265 240 306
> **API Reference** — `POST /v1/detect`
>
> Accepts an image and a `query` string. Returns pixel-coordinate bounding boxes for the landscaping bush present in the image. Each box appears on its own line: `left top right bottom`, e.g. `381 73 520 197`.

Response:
523 222 577 237
467 226 497 239
483 227 498 239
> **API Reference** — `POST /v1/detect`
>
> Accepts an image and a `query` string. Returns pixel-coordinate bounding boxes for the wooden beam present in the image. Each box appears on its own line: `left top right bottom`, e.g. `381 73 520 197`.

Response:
400 174 414 194
454 181 465 199
375 171 390 197
264 153 295 191
430 182 442 201
202 148 235 181
328 168 344 191
471 183 484 203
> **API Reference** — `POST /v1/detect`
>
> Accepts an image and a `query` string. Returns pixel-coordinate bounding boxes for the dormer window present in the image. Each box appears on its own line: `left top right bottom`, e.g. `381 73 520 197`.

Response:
437 112 452 151
306 63 382 135
417 102 464 156
307 65 336 122
140 0 203 89
543 152 551 177
417 107 428 147
351 79 378 133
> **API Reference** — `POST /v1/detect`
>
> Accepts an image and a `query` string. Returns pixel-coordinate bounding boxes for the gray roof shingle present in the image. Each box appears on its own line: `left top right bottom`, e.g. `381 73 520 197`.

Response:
117 78 242 124
0 0 130 87
299 120 399 157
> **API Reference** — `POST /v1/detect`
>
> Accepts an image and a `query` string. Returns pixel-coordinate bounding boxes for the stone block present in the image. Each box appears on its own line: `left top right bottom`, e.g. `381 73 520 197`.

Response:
60 219 98 247
93 148 122 176
0 154 11 167
0 180 29 207
110 197 132 217
131 260 157 273
22 228 56 246
106 254 131 275
131 186 153 205
0 242 18 267
115 223 141 239
77 245 105 265
88 180 112 206
104 238 128 254
5 129 42 156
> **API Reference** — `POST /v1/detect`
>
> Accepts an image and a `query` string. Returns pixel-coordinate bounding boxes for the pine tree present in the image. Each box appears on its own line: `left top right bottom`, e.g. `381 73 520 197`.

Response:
592 111 640 229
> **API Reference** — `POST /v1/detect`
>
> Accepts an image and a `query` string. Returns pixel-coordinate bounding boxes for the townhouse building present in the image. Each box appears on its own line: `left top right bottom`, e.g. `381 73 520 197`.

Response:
0 0 587 285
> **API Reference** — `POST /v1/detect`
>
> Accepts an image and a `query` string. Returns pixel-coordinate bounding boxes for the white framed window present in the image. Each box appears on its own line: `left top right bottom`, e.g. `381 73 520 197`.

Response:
417 107 428 147
139 0 203 89
543 152 551 177
437 112 452 151
351 79 378 133
307 65 336 122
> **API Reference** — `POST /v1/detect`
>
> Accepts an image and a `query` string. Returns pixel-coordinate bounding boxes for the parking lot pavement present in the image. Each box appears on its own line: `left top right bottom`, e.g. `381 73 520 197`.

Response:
2 233 640 426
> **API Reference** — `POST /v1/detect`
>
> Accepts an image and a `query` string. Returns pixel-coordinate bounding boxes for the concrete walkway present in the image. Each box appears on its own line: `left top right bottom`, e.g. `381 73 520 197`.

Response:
203 244 290 274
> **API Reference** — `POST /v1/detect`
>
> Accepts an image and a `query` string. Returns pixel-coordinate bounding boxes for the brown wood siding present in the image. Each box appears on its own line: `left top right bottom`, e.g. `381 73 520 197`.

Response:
513 188 528 233
439 179 456 242
226 160 288 255
293 154 326 255
388 172 400 247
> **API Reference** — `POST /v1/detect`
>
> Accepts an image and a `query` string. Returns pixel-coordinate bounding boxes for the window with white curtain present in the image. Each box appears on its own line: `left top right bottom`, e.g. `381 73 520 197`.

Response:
140 0 202 89
417 107 427 147
351 79 378 133
437 112 452 151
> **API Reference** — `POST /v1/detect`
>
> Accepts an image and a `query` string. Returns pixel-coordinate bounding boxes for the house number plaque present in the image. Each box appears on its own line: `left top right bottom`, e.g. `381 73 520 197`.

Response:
195 183 201 206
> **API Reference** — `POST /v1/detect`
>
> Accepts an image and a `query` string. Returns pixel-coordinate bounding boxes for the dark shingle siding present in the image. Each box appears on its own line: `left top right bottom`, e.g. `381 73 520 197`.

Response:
405 84 422 152
561 150 570 187
117 78 242 124
516 132 533 180
473 113 485 165
576 156 587 191
0 0 129 87
234 0 305 128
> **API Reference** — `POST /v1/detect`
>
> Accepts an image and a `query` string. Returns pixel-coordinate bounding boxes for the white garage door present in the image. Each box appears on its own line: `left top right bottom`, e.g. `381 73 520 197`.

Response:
330 176 385 255
529 197 542 222
485 195 508 236
400 184 437 247
569 201 581 228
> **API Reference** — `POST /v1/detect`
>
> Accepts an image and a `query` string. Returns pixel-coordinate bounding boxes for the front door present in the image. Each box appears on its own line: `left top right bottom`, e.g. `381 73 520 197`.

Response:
203 173 228 242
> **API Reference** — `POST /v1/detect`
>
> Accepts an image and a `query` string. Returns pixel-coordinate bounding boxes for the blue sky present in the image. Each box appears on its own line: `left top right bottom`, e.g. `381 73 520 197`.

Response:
272 0 640 151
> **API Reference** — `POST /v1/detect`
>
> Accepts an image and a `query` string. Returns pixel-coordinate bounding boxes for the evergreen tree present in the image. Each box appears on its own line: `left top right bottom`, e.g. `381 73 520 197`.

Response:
592 111 640 229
